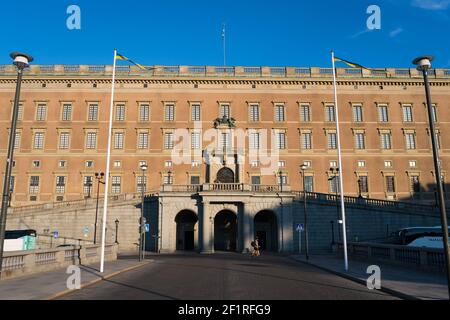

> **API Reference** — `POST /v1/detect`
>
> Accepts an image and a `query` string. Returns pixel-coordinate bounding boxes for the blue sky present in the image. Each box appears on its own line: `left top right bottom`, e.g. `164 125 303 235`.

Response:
0 0 449 68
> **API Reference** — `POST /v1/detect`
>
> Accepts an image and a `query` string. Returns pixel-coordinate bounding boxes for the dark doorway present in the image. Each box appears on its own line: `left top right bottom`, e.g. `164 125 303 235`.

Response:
175 210 198 251
216 167 235 183
214 210 237 251
254 211 278 252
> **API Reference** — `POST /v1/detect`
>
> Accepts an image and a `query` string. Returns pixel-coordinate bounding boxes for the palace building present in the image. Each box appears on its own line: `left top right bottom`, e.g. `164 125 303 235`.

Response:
1 64 449 253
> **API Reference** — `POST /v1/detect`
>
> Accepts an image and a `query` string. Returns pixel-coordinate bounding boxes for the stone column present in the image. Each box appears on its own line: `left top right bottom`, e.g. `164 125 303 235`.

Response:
242 204 253 254
200 201 214 254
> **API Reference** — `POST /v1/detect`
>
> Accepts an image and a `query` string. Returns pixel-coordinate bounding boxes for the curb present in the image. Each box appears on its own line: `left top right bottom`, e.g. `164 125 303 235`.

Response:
290 256 421 301
44 260 152 300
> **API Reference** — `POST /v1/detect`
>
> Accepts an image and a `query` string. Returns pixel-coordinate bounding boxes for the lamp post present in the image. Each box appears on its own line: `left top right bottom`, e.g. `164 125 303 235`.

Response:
93 172 105 244
300 164 309 260
115 219 120 244
329 167 341 241
0 52 33 277
87 179 93 199
167 170 173 185
277 170 284 193
139 164 148 261
413 56 450 298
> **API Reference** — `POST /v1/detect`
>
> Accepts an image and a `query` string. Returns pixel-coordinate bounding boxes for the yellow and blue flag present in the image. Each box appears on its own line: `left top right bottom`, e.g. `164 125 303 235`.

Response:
116 53 148 71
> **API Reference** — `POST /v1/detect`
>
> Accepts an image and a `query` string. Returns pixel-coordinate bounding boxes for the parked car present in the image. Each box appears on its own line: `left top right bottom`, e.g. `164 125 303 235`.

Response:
391 226 450 248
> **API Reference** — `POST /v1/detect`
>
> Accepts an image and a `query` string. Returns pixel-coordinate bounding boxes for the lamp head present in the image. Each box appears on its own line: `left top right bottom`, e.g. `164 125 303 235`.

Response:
141 164 148 171
300 164 308 171
413 56 433 71
10 52 33 70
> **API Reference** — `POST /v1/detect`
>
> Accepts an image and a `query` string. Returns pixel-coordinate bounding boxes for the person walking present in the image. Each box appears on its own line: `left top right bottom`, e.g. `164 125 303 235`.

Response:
251 236 261 257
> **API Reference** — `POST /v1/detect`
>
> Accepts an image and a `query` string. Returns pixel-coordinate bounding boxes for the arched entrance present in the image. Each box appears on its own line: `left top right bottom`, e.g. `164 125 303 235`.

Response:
216 167 235 183
254 211 278 252
214 210 237 251
175 210 198 251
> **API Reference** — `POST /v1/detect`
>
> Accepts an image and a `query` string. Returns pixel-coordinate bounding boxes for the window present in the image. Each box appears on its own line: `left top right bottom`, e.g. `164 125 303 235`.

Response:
85 160 94 168
384 160 393 168
276 132 286 150
114 133 125 149
139 104 150 122
325 105 336 122
10 176 15 192
114 160 121 168
304 176 314 192
111 176 121 194
378 105 389 122
385 176 396 193
329 177 340 194
59 133 70 150
409 160 417 168
115 104 126 121
192 160 200 168
83 176 93 195
275 104 285 122
432 105 438 123
36 104 47 121
56 176 66 194
402 105 413 122
251 176 261 185
251 160 259 168
300 104 311 122
14 132 21 149
221 132 231 150
405 133 416 150
165 104 175 121
62 104 72 121
380 133 392 150
410 176 420 193
353 105 363 122
86 133 97 149
249 132 260 150
358 176 369 194
190 176 200 185
191 132 201 149
164 133 174 149
220 104 230 118
29 176 40 194
137 176 147 193
33 160 41 168
355 133 365 150
435 131 441 150
88 104 99 121
163 175 173 185
33 133 45 149
58 160 67 168
138 132 149 149
358 161 366 168
277 175 288 185
328 133 337 150
330 161 338 168
17 103 23 121
249 104 260 122
301 133 312 150
278 161 286 168
191 104 201 122
165 161 173 168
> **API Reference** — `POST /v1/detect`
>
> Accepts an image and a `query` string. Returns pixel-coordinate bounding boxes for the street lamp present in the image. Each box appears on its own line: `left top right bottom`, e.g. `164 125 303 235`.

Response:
329 167 341 242
139 164 148 261
413 56 450 298
115 219 120 244
0 52 33 277
93 172 105 244
277 170 284 193
300 164 309 260
167 170 173 185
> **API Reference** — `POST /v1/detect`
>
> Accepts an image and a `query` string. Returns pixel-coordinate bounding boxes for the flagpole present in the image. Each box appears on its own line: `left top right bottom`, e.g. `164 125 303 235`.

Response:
331 50 349 271
100 49 117 273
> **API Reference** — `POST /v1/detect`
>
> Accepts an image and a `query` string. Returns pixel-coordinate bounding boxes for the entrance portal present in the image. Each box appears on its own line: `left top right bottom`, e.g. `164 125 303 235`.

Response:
175 210 198 251
216 167 235 183
214 210 237 251
254 211 278 252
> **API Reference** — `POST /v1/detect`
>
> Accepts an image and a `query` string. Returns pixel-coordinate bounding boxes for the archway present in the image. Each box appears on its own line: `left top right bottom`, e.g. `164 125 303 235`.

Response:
175 210 198 251
216 167 235 183
214 210 237 251
254 211 278 252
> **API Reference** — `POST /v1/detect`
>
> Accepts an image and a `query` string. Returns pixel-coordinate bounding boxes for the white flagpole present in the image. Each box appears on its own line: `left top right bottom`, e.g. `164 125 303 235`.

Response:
331 50 349 271
100 49 117 273
222 23 226 66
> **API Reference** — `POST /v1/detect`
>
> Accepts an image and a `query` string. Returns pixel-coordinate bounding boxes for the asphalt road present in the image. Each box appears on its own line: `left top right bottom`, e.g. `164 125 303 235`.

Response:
60 253 399 300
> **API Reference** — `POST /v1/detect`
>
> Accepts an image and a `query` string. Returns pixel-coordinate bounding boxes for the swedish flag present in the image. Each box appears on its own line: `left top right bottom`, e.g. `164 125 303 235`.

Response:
334 56 387 73
116 53 148 71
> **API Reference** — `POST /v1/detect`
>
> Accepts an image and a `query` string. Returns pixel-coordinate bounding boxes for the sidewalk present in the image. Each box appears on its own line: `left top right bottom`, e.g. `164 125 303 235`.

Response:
291 254 448 300
0 258 151 300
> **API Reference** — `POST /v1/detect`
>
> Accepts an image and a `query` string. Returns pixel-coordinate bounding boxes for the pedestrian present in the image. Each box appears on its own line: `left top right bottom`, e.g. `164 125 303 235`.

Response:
251 237 260 257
